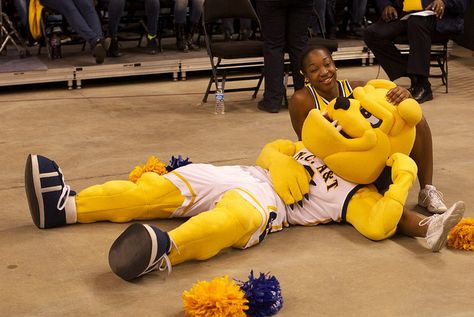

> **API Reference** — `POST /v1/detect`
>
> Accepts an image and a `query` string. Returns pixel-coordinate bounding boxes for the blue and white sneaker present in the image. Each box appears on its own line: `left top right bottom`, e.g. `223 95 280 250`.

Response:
109 223 172 281
24 154 77 229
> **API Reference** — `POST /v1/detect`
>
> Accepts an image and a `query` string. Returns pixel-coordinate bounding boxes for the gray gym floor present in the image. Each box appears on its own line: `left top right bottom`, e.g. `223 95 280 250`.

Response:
1 44 473 316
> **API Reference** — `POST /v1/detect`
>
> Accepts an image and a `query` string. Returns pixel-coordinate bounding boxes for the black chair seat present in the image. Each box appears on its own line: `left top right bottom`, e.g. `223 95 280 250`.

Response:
210 40 263 59
202 0 265 103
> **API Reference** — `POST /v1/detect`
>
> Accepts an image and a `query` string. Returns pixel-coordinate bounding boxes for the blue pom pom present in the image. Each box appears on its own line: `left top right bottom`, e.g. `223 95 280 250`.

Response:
238 271 283 317
166 155 192 172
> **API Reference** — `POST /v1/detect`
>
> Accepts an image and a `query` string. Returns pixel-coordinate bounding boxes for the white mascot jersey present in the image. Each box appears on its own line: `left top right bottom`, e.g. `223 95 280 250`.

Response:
284 148 362 226
163 148 361 247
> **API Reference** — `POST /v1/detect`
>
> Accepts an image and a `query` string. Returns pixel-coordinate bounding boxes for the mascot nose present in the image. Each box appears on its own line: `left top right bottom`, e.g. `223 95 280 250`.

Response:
334 97 350 110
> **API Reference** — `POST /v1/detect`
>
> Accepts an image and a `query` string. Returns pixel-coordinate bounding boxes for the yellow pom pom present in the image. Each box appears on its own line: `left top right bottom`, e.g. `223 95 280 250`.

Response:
128 156 167 183
448 217 474 251
182 276 249 317
128 165 144 183
143 156 168 175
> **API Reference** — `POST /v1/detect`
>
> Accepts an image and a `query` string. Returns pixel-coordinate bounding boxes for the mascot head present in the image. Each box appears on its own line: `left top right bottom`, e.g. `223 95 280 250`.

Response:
301 79 422 184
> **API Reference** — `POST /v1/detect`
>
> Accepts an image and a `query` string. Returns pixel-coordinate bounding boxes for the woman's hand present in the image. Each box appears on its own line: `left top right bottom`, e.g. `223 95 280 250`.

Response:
386 86 412 105
382 5 398 22
426 0 445 19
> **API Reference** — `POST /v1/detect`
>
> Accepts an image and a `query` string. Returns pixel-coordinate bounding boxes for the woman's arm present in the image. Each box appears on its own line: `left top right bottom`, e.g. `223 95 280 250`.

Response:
288 88 315 140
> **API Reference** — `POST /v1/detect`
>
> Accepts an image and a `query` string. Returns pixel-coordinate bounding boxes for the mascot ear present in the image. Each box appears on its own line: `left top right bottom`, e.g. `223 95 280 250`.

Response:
397 98 422 128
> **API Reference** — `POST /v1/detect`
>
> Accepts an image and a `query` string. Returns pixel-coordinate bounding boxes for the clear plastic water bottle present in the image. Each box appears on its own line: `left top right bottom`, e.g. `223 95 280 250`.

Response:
215 83 225 115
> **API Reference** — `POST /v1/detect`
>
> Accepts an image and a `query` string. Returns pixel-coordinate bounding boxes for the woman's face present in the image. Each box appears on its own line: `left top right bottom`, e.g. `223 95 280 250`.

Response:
303 49 338 91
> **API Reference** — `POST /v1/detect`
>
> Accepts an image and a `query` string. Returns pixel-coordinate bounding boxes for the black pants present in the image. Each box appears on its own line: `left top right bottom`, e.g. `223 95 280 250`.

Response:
256 0 313 108
364 15 436 80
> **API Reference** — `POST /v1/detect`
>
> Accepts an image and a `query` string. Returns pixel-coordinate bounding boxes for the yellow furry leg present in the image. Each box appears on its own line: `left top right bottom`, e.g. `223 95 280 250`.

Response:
346 185 403 241
168 190 263 265
76 172 184 223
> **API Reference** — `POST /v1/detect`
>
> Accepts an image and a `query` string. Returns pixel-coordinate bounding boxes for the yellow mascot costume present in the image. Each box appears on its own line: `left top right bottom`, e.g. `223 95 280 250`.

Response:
257 79 421 240
24 80 460 281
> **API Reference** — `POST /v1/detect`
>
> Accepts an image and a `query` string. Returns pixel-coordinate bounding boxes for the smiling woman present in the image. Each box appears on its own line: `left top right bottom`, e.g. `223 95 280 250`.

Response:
289 45 447 214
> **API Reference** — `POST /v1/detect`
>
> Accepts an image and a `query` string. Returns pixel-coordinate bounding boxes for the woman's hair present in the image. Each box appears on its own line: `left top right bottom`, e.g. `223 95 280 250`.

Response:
300 45 332 72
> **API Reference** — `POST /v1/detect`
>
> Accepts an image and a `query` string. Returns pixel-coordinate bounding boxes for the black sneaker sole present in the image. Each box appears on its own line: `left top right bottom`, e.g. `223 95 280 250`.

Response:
24 154 43 228
109 223 155 281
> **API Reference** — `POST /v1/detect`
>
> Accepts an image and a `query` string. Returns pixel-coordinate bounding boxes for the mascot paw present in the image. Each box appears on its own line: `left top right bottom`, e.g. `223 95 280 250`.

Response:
269 155 310 205
386 153 417 182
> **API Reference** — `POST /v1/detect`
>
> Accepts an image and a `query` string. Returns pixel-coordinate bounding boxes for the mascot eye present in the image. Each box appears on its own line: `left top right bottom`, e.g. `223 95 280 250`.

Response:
360 107 382 128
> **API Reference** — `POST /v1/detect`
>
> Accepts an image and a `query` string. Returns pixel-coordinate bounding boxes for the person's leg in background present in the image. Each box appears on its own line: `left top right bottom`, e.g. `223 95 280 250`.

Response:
325 0 337 39
286 1 313 91
174 0 188 51
71 0 104 38
222 18 235 41
256 0 287 113
13 0 30 43
406 15 436 103
364 19 408 82
41 0 106 63
312 0 326 37
348 0 367 38
107 0 126 57
239 18 252 40
14 0 28 27
186 0 204 50
144 0 161 54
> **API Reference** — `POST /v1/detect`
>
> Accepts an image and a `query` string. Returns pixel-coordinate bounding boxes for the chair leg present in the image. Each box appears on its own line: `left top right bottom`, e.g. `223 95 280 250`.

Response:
435 53 448 93
222 71 227 91
139 20 148 48
252 72 264 99
444 52 448 93
203 76 213 103
440 57 446 86
443 44 448 93
40 17 52 59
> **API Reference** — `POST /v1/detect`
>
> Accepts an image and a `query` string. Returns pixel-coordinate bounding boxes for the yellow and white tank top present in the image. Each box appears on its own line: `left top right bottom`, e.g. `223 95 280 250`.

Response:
285 147 363 225
307 79 353 112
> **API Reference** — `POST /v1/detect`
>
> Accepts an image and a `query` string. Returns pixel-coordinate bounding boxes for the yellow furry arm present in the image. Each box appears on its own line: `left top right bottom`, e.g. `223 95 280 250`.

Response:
346 153 417 241
256 139 297 169
354 151 417 240
385 152 418 205
256 139 310 205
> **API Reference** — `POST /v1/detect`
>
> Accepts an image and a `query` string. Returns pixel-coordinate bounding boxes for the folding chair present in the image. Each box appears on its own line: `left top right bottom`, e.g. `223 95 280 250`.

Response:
395 34 450 93
428 37 449 93
202 0 264 103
